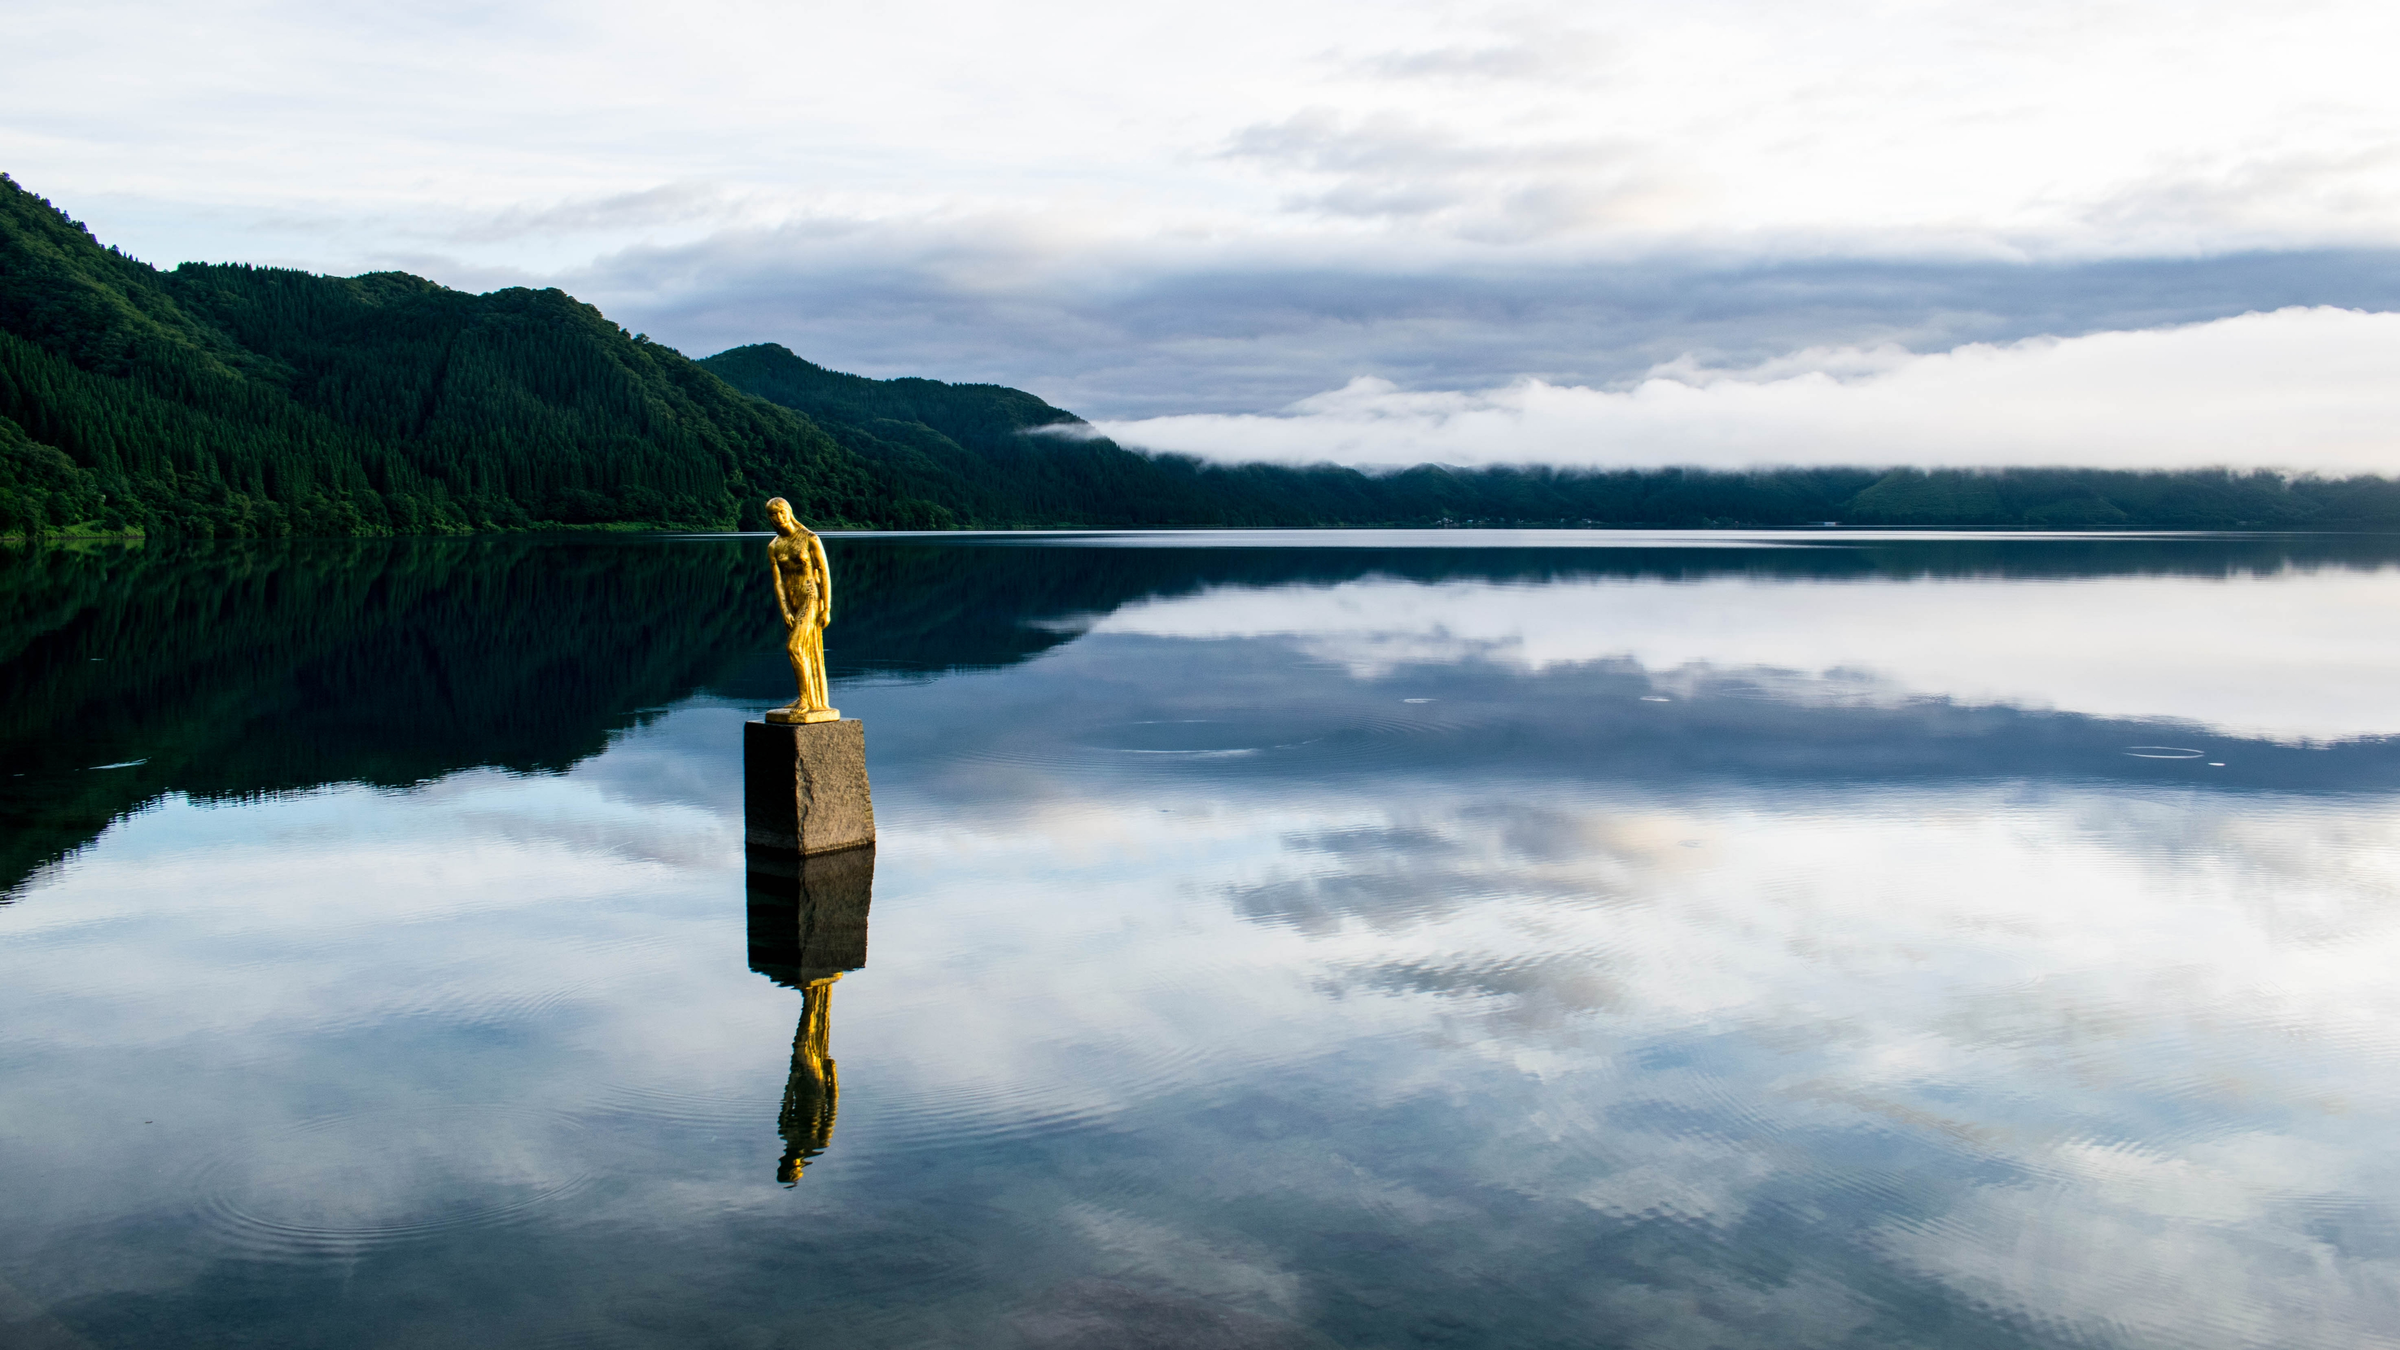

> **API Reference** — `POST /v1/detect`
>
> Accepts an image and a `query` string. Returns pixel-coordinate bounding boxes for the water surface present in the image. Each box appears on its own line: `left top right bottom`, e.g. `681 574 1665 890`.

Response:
5 530 2399 1349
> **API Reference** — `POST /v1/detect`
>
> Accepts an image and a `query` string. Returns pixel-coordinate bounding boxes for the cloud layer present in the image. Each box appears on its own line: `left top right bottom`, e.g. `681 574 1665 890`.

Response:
24 0 2400 262
11 0 2400 447
1095 307 2400 470
573 240 2400 419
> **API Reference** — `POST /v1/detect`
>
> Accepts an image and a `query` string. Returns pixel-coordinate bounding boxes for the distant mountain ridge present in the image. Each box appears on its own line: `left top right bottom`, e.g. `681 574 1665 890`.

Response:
0 173 929 537
7 171 2400 538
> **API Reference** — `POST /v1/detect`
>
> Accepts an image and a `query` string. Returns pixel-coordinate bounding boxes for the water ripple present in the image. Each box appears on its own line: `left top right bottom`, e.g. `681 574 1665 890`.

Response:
189 1103 594 1261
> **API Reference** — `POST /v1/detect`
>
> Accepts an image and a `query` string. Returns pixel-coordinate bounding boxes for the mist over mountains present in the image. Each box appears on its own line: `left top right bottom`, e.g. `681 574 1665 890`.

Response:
7 173 2400 539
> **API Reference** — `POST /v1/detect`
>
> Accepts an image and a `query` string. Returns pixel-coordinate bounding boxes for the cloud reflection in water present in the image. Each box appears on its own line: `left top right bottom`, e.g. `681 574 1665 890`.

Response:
2 534 2398 1348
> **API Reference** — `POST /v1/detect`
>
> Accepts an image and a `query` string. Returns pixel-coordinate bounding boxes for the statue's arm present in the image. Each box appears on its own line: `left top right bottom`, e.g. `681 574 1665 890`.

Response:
770 553 795 628
811 535 833 626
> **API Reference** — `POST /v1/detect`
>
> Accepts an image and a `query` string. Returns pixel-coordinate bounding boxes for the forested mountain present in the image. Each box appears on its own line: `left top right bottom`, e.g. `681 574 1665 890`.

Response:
8 170 2400 538
0 174 939 537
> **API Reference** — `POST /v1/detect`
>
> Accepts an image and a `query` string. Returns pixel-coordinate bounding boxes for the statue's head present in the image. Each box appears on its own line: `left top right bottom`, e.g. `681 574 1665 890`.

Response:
765 497 805 536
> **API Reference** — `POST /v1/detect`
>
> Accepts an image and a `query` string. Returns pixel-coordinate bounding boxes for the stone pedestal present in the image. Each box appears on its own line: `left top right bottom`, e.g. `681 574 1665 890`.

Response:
743 718 875 855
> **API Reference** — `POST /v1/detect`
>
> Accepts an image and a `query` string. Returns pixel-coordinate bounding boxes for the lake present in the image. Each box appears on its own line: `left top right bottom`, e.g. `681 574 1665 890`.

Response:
4 529 2399 1349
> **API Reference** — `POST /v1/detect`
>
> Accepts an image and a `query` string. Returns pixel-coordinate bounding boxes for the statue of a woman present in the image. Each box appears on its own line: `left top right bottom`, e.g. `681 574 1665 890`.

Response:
764 497 839 724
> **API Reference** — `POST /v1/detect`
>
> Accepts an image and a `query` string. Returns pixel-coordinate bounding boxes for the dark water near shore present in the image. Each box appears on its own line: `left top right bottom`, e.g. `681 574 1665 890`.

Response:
6 529 2400 1349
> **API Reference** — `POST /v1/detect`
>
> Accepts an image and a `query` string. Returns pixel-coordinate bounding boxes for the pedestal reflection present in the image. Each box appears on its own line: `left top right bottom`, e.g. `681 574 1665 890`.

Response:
745 844 874 1184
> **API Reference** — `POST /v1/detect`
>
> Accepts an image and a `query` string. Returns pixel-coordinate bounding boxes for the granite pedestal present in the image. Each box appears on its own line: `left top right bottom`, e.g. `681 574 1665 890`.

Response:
743 718 875 855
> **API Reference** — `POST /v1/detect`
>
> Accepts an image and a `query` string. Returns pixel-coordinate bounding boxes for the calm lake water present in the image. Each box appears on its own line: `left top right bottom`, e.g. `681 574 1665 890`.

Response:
5 530 2400 1349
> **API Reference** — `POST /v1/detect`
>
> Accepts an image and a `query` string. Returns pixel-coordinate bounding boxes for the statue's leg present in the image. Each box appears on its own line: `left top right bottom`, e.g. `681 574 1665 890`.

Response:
786 624 834 715
799 647 823 712
806 625 832 710
783 599 824 711
784 628 813 710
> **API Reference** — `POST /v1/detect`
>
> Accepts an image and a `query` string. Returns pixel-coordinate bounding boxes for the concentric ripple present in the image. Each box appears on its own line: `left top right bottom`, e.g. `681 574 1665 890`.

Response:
191 1103 594 1261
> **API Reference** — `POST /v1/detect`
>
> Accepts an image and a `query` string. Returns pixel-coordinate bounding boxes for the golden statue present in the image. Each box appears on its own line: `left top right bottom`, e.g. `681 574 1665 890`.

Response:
777 975 840 1183
764 497 839 724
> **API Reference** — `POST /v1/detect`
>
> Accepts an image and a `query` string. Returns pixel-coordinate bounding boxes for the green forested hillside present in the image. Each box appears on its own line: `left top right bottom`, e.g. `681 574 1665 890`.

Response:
0 174 946 536
8 170 2400 538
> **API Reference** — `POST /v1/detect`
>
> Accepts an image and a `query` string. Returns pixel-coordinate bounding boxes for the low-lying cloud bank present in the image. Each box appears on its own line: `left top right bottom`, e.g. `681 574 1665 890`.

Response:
1093 307 2400 471
579 241 2400 421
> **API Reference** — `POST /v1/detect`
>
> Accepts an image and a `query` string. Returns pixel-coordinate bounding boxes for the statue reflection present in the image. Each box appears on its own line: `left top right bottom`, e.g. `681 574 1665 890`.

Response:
746 843 874 1184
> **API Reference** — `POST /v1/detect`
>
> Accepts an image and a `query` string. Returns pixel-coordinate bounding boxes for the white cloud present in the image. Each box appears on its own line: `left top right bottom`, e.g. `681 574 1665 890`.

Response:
16 0 2400 268
1094 307 2400 470
12 0 2400 424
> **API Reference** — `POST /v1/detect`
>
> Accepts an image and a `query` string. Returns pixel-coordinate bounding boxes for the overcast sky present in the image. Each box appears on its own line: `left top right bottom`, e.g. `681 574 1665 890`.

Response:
10 0 2400 468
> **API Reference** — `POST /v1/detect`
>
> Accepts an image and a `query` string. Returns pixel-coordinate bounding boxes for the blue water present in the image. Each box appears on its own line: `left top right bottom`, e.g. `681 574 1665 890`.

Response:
4 530 2399 1348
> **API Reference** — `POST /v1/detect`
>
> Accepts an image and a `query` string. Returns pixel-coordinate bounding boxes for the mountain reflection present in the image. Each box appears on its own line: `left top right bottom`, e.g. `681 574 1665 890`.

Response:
13 529 2400 895
746 844 875 1183
1 538 772 894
